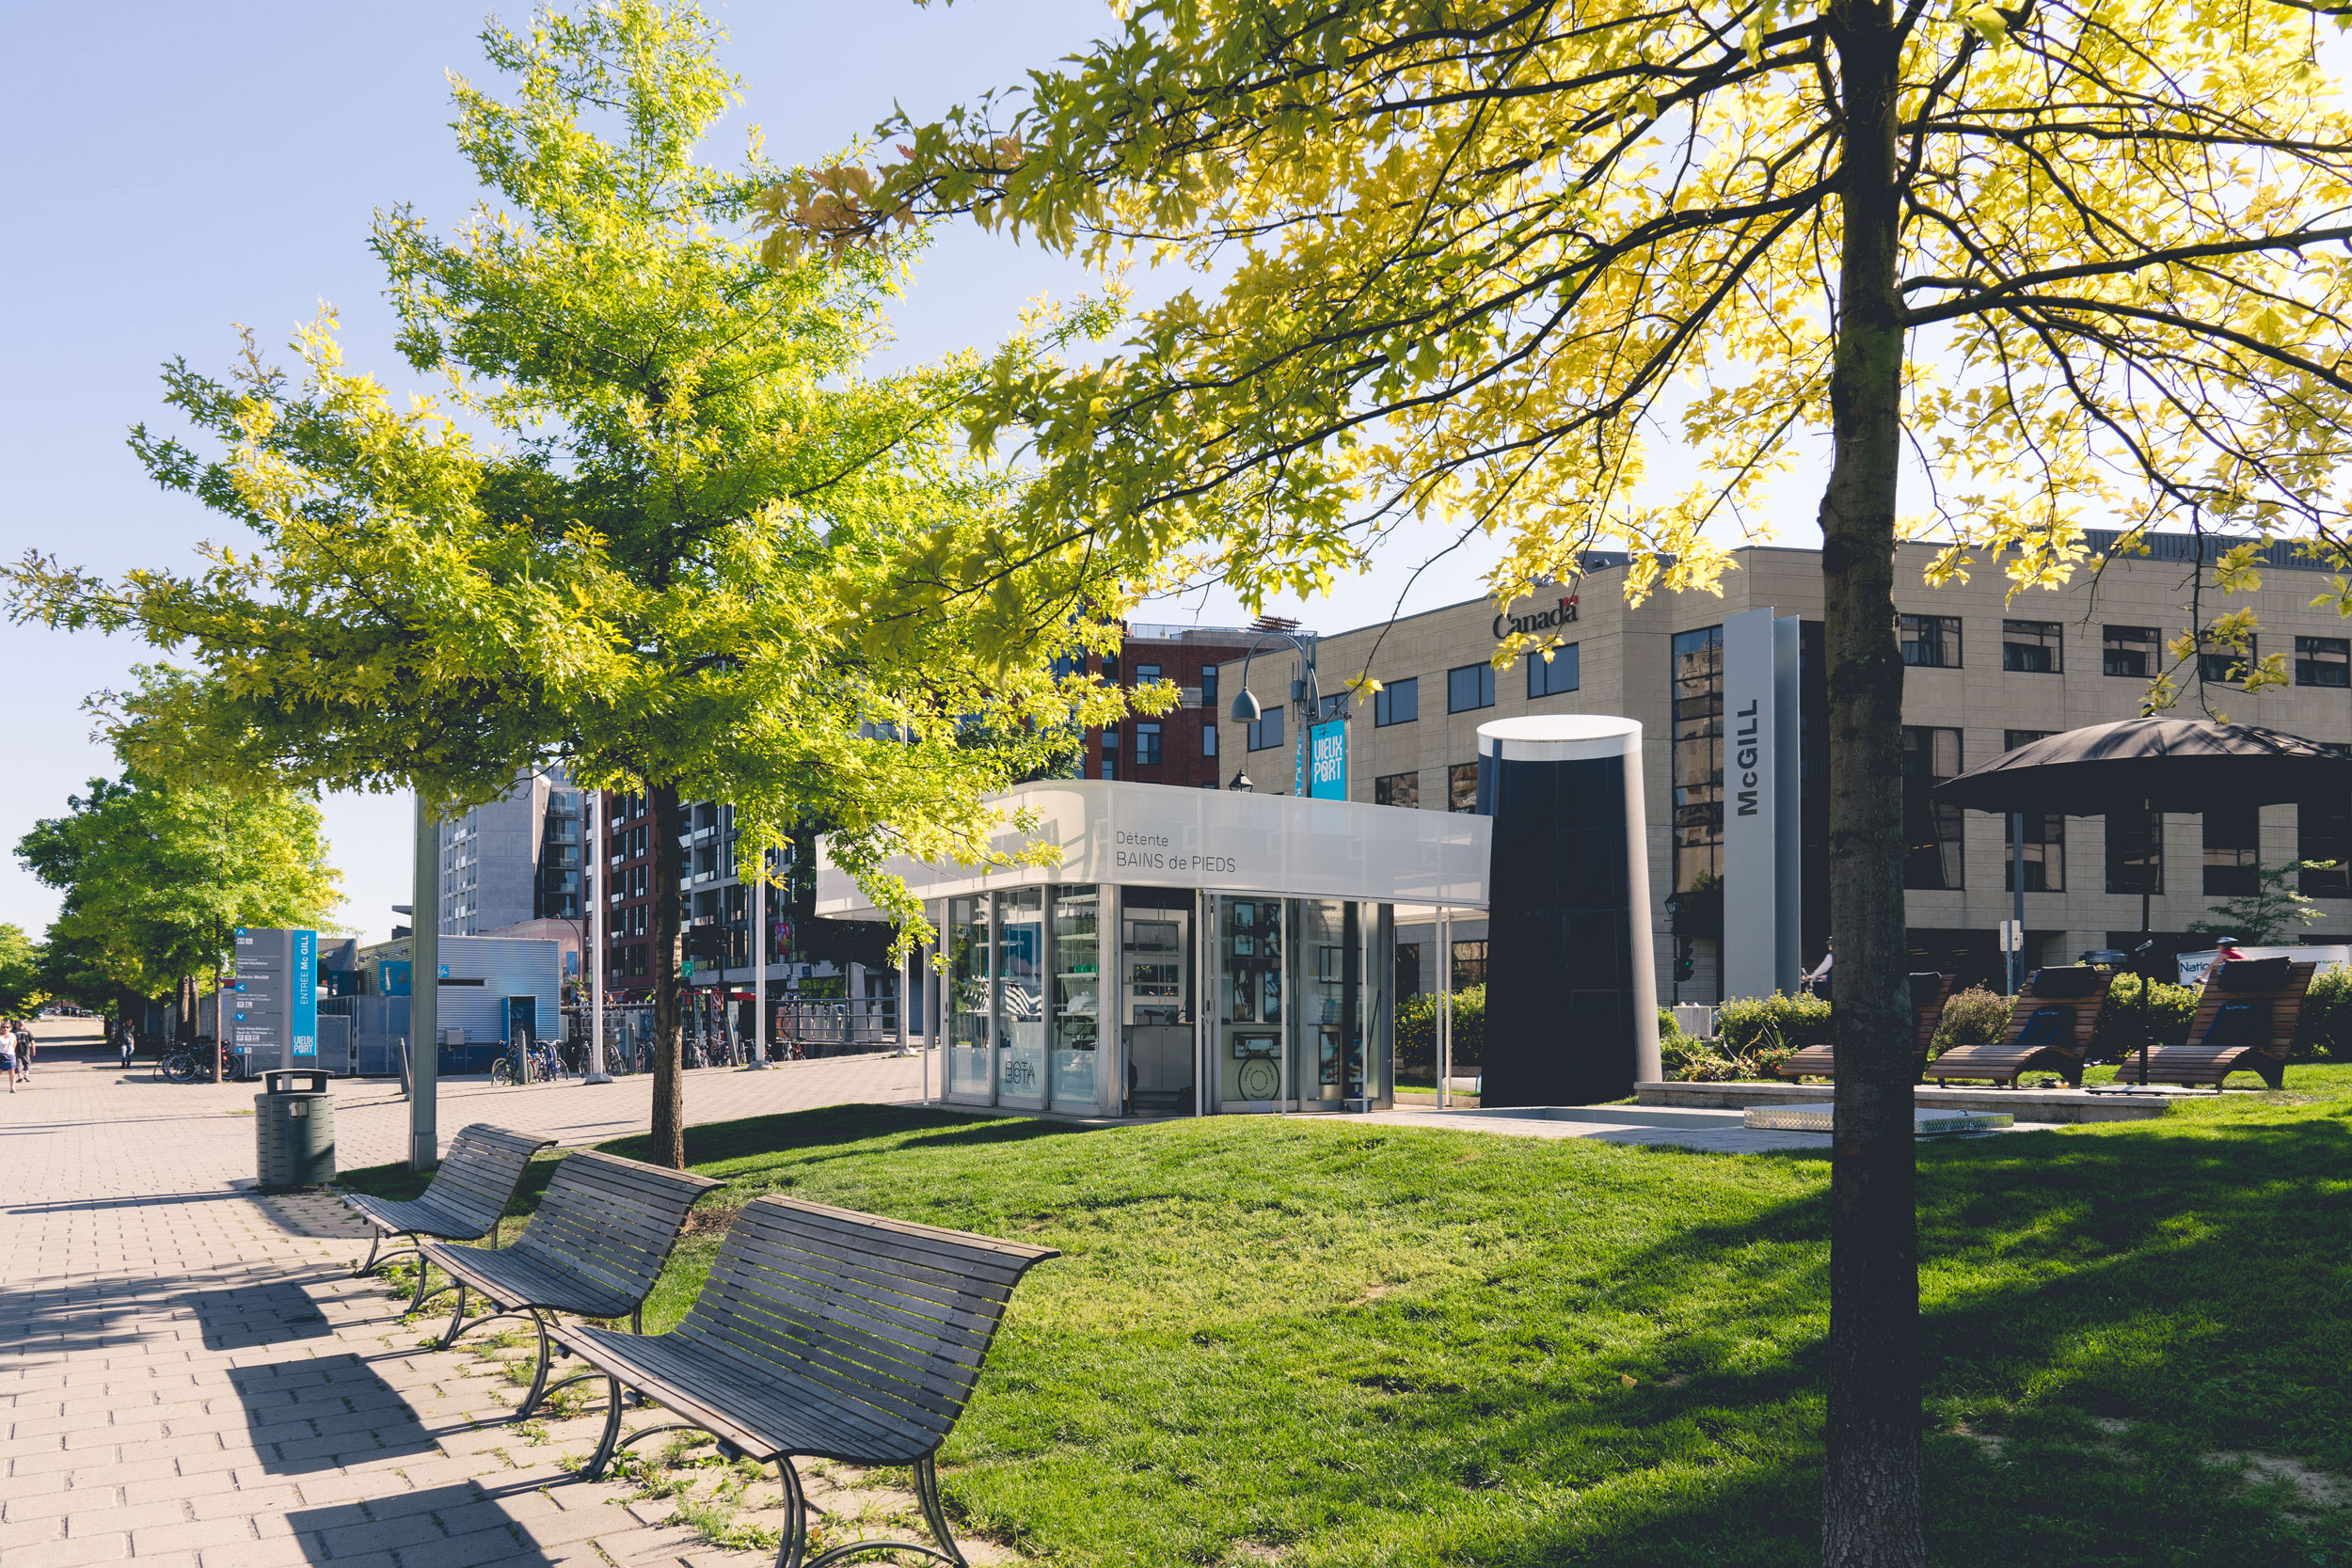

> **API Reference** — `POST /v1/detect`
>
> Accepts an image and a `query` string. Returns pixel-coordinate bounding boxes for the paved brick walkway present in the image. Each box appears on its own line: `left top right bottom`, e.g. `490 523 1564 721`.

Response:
0 1026 956 1568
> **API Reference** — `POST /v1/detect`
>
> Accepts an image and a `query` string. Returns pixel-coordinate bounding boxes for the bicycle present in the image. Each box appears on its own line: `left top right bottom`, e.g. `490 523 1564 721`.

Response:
157 1047 204 1084
491 1037 566 1086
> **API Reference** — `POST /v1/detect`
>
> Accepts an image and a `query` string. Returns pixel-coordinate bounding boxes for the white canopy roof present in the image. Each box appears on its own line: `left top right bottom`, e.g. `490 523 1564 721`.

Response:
815 781 1491 917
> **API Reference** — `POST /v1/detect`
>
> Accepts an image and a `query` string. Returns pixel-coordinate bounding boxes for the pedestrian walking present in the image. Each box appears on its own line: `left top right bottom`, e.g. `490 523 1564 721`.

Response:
1 1023 15 1093
119 1022 137 1070
14 1022 31 1079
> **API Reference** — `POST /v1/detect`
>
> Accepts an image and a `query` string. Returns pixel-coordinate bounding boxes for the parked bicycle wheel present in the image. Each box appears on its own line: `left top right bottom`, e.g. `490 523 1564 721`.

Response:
491 1055 530 1086
162 1049 202 1084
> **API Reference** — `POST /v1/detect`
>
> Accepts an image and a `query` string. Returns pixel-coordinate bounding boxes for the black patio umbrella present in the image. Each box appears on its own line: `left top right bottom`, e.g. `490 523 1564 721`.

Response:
1932 718 2352 816
1933 718 2352 1085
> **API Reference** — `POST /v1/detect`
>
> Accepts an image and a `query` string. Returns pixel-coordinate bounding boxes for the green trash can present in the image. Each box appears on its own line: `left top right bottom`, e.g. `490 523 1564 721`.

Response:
256 1069 336 1190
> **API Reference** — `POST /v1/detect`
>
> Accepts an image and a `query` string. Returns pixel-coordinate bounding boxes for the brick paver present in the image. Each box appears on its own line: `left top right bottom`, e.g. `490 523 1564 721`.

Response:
0 1023 970 1568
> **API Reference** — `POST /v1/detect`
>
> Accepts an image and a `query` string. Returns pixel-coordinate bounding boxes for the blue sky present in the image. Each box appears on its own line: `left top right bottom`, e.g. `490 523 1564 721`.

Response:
0 0 1546 944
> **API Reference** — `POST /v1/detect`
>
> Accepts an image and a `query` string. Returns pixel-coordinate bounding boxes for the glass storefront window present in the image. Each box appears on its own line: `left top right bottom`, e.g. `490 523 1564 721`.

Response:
947 895 992 1100
1299 899 1363 1103
995 888 1046 1105
1221 896 1288 1102
1049 886 1100 1110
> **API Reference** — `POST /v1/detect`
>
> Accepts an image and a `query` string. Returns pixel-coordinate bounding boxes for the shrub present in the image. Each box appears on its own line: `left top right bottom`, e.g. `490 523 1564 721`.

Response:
2087 974 2200 1057
2295 965 2352 1059
1394 985 1485 1080
1714 991 1832 1054
1928 987 2011 1059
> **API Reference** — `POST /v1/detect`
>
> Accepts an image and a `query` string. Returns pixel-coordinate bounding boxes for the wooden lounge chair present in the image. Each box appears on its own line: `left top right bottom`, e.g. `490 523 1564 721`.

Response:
1929 964 2112 1087
1775 972 1954 1082
2116 956 2314 1090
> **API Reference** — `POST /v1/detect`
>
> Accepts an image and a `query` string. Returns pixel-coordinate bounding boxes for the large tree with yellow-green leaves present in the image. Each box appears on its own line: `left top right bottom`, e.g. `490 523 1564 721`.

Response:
767 1 2352 1559
7 2 1145 1167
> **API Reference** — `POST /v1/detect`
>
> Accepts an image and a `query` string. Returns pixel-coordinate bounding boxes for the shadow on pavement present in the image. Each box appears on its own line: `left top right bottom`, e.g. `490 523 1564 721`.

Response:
284 1482 559 1566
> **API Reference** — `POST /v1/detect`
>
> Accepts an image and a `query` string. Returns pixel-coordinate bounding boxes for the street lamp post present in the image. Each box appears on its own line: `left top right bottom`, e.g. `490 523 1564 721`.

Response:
1225 630 1325 800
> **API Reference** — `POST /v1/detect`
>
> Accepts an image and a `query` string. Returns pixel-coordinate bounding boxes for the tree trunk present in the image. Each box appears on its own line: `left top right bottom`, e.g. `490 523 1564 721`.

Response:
1820 2 1925 1564
177 972 199 1046
648 783 688 1168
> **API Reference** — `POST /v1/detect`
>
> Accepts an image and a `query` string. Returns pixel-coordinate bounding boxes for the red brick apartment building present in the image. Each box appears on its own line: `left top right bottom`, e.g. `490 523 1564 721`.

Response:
1080 623 1277 788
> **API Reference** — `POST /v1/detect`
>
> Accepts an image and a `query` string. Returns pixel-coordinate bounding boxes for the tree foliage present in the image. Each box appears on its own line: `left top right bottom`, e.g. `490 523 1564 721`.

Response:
2185 857 2336 942
0 925 43 1017
15 755 343 1009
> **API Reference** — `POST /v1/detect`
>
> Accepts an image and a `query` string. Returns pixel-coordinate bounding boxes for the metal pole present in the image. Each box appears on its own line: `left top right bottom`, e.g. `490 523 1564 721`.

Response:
409 793 439 1171
1437 907 1453 1110
586 792 610 1083
2010 812 2026 996
749 853 768 1069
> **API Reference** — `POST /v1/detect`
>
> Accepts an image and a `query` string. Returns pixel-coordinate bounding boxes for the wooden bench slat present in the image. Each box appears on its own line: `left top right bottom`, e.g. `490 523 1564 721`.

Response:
346 1124 553 1246
424 1148 719 1321
713 1225 1019 1317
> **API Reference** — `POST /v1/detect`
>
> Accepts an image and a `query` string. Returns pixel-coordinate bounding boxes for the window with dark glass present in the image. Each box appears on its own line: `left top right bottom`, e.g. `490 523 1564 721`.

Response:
1202 723 1218 758
2203 803 2260 895
2296 636 2350 688
2106 808 2164 895
1135 663 1161 685
1100 760 1117 781
1317 692 1348 720
1375 770 1420 809
2302 756 2352 895
1527 643 1581 697
1901 726 1963 889
1448 762 1480 812
1899 614 1962 668
2104 625 2160 677
1247 707 1284 751
2198 632 2254 685
1102 653 1120 682
1101 728 1119 752
1375 677 1419 726
2001 620 2062 673
1135 723 1162 767
1451 940 1488 988
1999 730 2064 891
1200 668 1219 707
1447 662 1496 712
1671 626 1724 891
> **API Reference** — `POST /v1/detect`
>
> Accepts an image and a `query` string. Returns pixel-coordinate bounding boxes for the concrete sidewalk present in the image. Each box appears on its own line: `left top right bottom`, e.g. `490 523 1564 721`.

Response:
0 1032 941 1568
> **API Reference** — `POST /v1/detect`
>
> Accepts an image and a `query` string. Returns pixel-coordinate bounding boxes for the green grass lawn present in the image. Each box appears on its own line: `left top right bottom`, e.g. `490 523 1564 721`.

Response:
343 1069 2352 1566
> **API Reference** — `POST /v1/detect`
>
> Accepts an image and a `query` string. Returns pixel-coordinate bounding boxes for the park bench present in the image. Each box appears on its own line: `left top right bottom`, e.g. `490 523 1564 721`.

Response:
2114 956 2314 1090
344 1123 554 1291
561 1195 1058 1568
412 1148 722 1418
1773 972 1953 1082
1929 964 2112 1087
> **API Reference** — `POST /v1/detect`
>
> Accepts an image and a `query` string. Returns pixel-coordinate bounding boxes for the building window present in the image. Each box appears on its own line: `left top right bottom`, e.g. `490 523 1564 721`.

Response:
1100 760 1117 781
1101 653 1120 682
2001 620 2062 673
2303 762 2352 895
1202 723 1218 758
2106 808 2164 895
2203 804 2260 896
1375 771 1420 809
1447 663 1496 713
1451 940 1488 988
1527 643 1581 697
1135 663 1161 685
1375 677 1420 726
1899 614 1962 668
2198 631 2254 685
1901 726 1963 890
2104 625 2160 677
1395 942 1422 1001
1135 723 1162 767
1201 669 1218 707
2296 636 2350 688
2000 730 2064 891
1671 626 1724 891
1448 762 1480 813
1102 728 1120 752
1247 707 1285 751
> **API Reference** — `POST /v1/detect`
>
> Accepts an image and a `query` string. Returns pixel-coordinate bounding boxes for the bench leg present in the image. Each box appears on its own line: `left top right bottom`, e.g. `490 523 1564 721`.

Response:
792 1454 962 1567
585 1376 627 1480
409 1261 458 1317
913 1456 966 1567
515 1309 554 1419
355 1231 381 1276
436 1284 470 1350
774 1457 808 1568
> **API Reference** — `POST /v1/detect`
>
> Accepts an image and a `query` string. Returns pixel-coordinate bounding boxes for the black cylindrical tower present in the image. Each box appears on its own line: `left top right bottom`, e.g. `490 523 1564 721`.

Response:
1475 716 1660 1105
